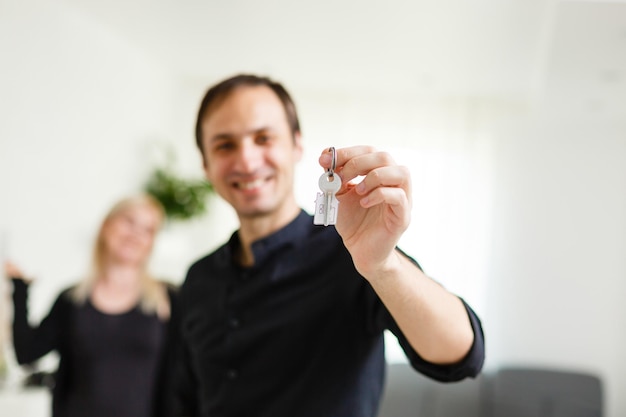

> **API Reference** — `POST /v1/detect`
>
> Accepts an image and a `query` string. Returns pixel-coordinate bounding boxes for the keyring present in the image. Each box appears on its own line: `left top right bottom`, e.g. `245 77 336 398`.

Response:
328 147 336 177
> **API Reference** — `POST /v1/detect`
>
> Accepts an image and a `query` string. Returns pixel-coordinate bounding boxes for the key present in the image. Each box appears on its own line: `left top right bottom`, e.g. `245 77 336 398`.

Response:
314 171 342 226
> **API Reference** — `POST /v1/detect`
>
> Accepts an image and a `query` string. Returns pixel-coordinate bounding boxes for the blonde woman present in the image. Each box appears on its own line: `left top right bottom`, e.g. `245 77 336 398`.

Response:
5 194 177 417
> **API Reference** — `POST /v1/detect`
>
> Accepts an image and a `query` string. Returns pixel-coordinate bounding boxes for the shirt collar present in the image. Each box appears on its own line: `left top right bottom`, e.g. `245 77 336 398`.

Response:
226 209 313 268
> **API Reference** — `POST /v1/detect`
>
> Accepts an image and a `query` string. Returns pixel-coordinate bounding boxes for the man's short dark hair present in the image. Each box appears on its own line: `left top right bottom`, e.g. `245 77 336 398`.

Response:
195 74 301 156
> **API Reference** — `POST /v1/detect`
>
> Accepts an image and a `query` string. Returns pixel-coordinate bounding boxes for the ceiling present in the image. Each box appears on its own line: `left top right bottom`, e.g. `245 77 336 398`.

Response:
60 0 626 114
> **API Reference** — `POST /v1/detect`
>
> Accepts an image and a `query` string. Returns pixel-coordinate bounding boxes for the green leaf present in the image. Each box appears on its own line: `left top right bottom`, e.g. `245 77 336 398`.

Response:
144 168 214 221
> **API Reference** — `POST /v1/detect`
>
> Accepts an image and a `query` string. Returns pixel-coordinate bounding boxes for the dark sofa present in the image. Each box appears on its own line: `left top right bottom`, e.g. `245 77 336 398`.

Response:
378 363 603 417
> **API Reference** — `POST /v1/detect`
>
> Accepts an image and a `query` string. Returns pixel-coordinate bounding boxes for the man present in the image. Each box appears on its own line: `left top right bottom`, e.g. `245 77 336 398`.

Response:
169 74 485 417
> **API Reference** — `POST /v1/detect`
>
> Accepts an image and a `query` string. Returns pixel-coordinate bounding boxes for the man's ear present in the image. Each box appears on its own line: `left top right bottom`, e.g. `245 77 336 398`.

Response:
293 132 303 162
201 153 211 181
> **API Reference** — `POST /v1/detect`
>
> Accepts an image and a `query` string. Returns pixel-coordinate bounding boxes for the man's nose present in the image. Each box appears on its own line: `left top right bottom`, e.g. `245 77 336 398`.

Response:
234 139 262 172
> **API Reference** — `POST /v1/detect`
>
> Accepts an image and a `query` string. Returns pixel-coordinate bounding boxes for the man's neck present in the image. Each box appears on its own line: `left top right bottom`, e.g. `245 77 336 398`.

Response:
236 202 301 267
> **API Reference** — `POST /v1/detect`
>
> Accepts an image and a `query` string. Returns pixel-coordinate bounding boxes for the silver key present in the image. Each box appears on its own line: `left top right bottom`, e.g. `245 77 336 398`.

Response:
314 146 342 226
315 172 342 226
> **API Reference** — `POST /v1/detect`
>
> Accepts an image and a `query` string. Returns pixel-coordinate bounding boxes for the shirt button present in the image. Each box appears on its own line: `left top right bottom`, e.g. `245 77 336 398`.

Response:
226 369 238 380
229 318 241 329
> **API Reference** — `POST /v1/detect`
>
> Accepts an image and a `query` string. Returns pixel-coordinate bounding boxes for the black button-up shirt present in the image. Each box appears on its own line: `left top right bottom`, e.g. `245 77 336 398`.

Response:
172 210 484 417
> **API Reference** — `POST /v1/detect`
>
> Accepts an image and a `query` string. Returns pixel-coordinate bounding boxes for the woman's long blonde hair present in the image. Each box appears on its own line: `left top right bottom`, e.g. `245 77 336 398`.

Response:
71 194 171 320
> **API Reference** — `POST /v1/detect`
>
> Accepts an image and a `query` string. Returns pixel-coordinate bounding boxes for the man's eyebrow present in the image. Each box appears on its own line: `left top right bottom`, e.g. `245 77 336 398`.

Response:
210 133 235 142
210 127 274 142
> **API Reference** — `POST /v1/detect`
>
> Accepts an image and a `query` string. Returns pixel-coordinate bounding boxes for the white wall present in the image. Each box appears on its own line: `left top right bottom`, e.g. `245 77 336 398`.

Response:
0 4 180 412
486 114 626 417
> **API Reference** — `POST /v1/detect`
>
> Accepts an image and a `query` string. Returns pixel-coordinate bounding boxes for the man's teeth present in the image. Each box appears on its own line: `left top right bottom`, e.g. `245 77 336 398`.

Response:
237 179 265 190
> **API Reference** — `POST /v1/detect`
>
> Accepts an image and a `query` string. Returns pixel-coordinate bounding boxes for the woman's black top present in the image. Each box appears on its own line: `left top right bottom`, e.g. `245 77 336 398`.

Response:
11 278 176 417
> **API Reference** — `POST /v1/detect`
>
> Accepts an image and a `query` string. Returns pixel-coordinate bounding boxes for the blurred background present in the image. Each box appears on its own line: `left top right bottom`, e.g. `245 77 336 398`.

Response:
0 0 625 415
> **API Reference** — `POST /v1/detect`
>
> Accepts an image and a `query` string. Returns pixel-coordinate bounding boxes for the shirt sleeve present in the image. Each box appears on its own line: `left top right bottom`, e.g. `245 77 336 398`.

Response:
388 298 485 382
368 248 486 382
11 278 66 365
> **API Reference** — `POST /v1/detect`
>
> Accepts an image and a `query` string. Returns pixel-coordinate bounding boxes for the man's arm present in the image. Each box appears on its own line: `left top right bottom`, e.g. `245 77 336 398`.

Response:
366 249 474 364
319 146 476 365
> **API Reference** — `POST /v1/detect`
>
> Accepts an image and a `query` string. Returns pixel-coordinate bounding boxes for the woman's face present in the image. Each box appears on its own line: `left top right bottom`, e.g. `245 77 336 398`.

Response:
101 204 161 266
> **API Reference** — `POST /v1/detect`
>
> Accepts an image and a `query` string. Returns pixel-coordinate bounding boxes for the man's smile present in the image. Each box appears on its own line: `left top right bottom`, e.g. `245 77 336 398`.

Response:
234 177 270 191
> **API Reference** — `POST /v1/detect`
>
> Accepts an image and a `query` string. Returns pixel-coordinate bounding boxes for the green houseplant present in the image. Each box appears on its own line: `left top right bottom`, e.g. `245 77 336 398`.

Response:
144 167 214 221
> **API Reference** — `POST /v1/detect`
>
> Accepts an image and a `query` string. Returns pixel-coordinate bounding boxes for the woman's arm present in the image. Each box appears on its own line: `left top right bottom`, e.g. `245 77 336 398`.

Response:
6 262 64 364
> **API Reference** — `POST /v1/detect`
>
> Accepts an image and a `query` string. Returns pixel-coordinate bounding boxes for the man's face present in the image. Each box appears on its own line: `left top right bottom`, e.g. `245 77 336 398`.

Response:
200 85 302 220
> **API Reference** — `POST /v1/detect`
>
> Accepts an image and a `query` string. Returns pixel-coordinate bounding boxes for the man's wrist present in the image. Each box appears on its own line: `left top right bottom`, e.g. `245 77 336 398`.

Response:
357 250 407 283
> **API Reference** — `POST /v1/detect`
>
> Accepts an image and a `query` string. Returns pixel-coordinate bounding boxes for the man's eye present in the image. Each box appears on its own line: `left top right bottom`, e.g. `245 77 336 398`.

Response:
214 142 234 151
256 134 270 144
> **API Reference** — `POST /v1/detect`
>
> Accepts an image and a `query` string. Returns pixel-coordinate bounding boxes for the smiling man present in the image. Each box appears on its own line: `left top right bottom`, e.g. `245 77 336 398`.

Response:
168 74 485 417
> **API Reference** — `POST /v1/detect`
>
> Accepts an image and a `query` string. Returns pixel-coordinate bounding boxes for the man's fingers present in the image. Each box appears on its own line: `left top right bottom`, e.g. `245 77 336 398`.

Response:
351 166 411 196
